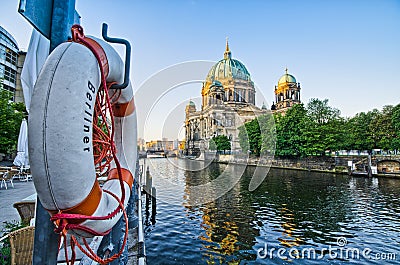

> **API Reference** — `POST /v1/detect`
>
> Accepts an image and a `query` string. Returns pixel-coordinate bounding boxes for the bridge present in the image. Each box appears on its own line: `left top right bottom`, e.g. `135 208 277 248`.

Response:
373 156 400 173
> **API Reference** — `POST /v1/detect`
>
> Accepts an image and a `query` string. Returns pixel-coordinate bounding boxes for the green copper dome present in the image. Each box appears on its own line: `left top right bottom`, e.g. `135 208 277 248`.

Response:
206 40 251 82
188 100 196 107
278 68 296 85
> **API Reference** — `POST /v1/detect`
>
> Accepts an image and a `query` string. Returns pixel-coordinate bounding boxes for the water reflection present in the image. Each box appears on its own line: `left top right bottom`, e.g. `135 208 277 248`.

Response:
184 163 255 264
145 159 400 264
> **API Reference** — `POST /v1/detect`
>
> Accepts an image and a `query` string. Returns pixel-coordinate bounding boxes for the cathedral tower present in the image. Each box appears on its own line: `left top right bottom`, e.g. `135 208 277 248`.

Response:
272 68 301 114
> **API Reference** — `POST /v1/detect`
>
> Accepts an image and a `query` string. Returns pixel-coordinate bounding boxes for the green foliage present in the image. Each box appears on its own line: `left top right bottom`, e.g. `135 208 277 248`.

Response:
209 135 231 153
258 114 276 155
239 114 276 156
238 125 249 152
0 245 10 265
238 118 261 155
345 107 398 151
392 104 400 150
0 221 27 265
369 106 395 150
0 89 26 154
209 137 217 150
238 98 400 158
307 98 340 124
302 99 345 155
275 104 308 157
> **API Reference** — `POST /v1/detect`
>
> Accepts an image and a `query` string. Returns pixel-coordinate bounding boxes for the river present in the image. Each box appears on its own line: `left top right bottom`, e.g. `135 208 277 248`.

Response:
142 158 400 264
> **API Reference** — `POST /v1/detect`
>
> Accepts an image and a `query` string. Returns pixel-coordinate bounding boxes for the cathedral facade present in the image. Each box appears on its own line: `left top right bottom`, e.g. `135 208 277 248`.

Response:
184 42 301 155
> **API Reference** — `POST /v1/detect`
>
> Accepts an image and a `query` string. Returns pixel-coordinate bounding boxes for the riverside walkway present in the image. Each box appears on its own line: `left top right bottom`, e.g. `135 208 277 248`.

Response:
0 179 35 230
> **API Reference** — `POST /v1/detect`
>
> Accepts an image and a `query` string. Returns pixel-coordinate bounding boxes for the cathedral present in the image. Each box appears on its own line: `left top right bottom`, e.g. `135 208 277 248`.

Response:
184 41 301 155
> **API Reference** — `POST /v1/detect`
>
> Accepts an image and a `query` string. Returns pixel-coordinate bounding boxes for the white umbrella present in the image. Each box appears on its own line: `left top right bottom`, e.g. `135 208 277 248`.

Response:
13 29 49 167
13 118 29 167
21 29 50 113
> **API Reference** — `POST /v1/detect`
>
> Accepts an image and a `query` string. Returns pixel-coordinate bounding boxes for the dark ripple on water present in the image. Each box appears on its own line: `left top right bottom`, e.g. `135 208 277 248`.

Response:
143 159 400 264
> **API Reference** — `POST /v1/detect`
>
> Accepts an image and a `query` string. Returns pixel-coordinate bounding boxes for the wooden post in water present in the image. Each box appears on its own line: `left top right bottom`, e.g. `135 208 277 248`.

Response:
143 164 157 225
145 166 152 193
137 161 147 264
144 166 151 225
151 187 157 225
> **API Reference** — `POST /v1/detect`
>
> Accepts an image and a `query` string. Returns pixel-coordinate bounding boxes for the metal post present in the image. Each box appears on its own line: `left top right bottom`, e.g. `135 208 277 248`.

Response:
96 212 129 265
32 200 59 265
151 187 156 225
50 0 77 51
33 1 77 264
127 158 140 229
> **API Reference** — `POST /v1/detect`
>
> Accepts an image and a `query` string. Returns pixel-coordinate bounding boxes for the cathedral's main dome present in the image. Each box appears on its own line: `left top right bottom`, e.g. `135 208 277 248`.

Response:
205 41 251 82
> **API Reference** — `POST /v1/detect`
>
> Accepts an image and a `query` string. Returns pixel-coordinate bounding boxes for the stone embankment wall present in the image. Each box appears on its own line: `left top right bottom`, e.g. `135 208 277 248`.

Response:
209 153 400 172
196 152 400 177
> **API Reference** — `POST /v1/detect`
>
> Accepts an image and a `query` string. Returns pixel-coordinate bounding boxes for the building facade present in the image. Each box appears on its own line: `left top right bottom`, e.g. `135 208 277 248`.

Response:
0 25 26 103
146 139 174 151
184 42 267 155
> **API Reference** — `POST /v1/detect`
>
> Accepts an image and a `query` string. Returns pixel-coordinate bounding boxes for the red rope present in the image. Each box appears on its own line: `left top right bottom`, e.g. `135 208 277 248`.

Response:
50 24 130 265
71 191 129 265
56 190 129 264
93 83 117 173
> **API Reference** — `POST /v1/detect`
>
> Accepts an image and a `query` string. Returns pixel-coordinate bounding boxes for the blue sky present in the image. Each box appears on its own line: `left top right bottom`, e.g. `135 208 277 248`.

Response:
2 0 400 140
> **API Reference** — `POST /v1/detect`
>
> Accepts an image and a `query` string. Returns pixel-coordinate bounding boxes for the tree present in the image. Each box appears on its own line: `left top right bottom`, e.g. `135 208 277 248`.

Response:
238 113 276 156
0 89 26 155
369 105 396 150
209 137 217 150
259 114 276 155
238 124 249 153
307 98 340 124
209 135 231 153
240 98 400 157
392 104 400 150
238 118 261 155
304 98 343 155
275 103 308 157
346 111 376 151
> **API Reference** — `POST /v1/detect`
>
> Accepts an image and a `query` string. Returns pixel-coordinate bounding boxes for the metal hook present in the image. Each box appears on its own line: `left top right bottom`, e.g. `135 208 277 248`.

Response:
102 23 131 89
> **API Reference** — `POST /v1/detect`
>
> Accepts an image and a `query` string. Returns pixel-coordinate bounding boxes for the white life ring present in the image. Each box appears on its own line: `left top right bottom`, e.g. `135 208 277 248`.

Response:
28 34 137 237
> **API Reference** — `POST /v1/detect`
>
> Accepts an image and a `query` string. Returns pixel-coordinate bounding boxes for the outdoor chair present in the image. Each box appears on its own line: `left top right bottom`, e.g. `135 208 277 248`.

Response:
18 166 31 181
4 171 15 188
0 226 35 265
0 168 9 185
13 202 36 225
0 173 6 189
0 170 14 189
9 168 20 181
